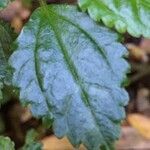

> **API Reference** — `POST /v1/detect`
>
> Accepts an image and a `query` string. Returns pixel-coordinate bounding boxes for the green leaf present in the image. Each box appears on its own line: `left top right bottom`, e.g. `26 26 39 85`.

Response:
79 0 150 38
0 136 15 150
20 129 42 150
0 21 15 103
9 5 129 150
0 0 13 9
42 115 53 129
21 142 42 150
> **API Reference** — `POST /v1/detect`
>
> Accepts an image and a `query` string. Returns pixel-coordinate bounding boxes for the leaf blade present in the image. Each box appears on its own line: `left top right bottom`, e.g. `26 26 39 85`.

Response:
78 0 150 38
0 21 15 103
0 136 15 150
10 5 129 150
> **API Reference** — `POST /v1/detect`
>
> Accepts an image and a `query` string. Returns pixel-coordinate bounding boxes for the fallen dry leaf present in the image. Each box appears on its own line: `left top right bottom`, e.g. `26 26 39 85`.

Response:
126 43 148 62
11 16 23 33
41 136 86 150
116 126 150 150
0 0 22 21
20 107 32 123
136 88 150 114
19 8 30 20
140 38 150 54
128 114 150 139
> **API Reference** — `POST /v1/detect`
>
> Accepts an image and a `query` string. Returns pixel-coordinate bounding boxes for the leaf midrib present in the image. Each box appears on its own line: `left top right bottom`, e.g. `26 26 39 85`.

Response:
43 11 90 106
49 7 111 66
47 16 109 148
40 6 112 148
33 18 52 113
48 7 120 79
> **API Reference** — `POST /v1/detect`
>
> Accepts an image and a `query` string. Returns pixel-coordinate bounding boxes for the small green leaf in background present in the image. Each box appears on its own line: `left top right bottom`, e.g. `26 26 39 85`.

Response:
0 21 16 103
0 0 13 9
42 115 53 129
20 129 42 150
79 0 150 38
0 136 15 150
10 5 129 150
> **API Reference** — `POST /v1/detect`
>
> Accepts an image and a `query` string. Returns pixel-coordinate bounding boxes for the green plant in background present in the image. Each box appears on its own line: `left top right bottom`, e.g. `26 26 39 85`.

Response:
0 136 15 150
0 0 14 9
0 129 42 150
0 21 15 104
0 0 150 150
20 129 42 150
79 0 150 37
